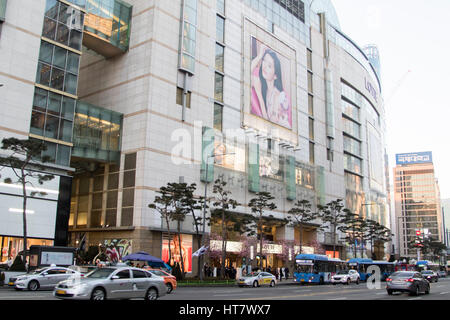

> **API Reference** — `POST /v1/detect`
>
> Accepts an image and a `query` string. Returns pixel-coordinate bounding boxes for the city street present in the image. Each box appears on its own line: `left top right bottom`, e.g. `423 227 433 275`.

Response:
1 278 450 301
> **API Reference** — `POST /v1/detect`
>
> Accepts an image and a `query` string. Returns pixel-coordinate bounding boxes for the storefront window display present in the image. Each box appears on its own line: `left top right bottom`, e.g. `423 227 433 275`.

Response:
162 234 192 273
0 236 53 263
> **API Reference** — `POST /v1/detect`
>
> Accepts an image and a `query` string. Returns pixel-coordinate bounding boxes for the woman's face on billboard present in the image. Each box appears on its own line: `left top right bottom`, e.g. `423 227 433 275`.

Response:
261 53 276 82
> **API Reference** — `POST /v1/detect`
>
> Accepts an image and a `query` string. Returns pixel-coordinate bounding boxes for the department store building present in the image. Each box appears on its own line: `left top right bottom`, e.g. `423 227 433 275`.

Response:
0 0 390 272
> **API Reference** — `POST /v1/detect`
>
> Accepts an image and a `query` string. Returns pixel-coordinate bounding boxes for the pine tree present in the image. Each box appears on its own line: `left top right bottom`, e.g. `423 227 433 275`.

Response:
248 192 277 270
287 199 317 255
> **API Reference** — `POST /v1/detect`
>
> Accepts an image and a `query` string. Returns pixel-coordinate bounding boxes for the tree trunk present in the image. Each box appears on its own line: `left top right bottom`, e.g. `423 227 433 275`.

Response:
177 231 185 279
165 215 173 266
191 209 202 279
220 211 226 279
258 212 263 271
299 225 303 254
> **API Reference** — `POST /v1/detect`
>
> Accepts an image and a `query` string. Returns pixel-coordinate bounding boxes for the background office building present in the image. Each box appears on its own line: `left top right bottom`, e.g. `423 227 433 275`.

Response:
393 152 443 259
0 0 390 271
442 199 450 248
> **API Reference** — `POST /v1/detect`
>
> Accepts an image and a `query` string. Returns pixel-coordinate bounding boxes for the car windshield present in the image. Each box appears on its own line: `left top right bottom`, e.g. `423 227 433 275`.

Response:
243 273 260 278
32 268 48 275
336 270 349 275
85 268 115 279
150 270 167 277
391 272 415 278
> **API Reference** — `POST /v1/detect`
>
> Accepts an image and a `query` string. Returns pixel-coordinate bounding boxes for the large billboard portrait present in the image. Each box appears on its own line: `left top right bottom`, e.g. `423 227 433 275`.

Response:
250 37 292 129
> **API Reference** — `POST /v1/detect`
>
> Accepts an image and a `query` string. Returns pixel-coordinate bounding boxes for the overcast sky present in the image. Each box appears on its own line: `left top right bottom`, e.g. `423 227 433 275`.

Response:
332 0 450 200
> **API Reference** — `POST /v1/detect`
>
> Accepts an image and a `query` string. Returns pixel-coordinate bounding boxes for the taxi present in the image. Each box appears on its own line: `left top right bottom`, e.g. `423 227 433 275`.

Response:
237 272 277 287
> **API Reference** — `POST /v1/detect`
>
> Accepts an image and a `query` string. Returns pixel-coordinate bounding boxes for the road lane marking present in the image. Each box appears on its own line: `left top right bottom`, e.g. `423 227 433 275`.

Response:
440 292 449 295
328 297 347 300
238 288 373 300
407 297 422 300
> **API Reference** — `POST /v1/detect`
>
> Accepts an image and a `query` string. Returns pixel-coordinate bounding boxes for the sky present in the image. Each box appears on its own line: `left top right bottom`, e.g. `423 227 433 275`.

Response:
332 0 450 199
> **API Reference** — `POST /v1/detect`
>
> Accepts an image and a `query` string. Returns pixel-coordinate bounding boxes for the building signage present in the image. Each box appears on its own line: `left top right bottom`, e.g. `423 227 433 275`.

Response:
210 240 243 253
365 78 378 102
396 152 433 165
296 259 313 265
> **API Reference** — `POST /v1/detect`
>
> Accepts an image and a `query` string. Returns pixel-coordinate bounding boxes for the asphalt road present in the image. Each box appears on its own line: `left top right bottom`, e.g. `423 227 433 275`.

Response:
1 278 450 301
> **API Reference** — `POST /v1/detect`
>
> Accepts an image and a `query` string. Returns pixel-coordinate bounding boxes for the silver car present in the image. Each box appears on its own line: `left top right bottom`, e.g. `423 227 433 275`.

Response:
237 272 277 287
53 267 166 300
386 271 430 296
11 267 82 291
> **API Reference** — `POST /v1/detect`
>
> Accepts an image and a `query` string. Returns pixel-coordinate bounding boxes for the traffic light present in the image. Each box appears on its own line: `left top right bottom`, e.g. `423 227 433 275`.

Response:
416 230 421 236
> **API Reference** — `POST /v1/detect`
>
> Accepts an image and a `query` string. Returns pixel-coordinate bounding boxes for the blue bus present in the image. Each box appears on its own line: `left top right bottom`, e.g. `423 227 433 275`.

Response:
294 254 345 284
347 258 394 281
416 260 439 272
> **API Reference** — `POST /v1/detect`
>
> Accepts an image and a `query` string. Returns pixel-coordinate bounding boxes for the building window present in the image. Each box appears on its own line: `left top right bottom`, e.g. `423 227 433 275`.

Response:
307 71 313 93
179 0 197 73
309 142 315 164
309 117 314 140
215 43 224 73
36 40 80 95
214 103 223 132
217 0 225 15
216 15 225 43
43 1 84 50
214 72 224 102
307 49 312 71
308 94 314 117
176 87 191 108
122 153 136 226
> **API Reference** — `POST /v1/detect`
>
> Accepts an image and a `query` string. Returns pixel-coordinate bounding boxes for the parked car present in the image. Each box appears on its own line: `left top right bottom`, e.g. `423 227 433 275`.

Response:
421 270 438 283
10 266 82 291
386 271 430 296
331 270 360 285
53 267 166 300
437 269 447 278
237 272 277 287
144 268 177 294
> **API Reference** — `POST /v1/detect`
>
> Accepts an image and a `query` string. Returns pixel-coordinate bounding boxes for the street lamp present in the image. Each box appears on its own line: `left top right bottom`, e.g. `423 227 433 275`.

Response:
199 151 235 280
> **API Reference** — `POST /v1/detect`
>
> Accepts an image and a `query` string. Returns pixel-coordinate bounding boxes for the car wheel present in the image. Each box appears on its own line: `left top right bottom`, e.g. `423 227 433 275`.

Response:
410 286 420 296
91 287 106 301
145 287 158 301
166 283 173 294
346 278 351 285
356 278 360 285
319 277 324 285
253 281 258 288
387 289 393 295
425 285 430 295
28 280 39 291
270 280 275 287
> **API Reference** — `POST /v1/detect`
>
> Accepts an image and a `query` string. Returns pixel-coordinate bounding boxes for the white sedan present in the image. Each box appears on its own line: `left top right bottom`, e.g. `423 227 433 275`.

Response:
237 272 277 287
331 270 360 285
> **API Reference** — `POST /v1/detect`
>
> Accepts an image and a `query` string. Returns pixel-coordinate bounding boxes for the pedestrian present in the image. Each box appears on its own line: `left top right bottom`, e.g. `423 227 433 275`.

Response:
279 267 283 282
275 268 279 280
285 266 289 280
267 265 272 274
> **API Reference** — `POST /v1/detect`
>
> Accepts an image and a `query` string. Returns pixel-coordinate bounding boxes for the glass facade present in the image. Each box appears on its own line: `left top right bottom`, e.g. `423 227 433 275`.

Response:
36 40 80 95
43 0 84 51
395 165 442 256
179 0 197 73
241 0 310 46
72 101 122 163
83 0 132 52
30 0 85 168
0 0 7 22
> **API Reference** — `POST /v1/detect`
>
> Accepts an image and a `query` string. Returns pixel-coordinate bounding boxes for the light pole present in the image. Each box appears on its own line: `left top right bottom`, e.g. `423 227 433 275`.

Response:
199 151 234 281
